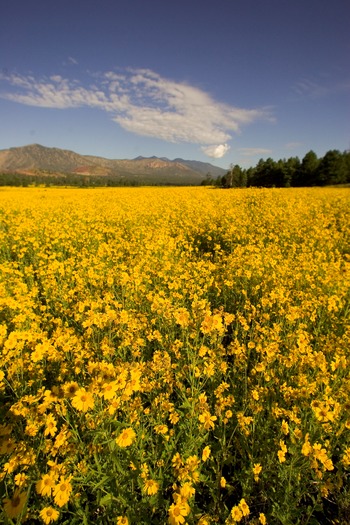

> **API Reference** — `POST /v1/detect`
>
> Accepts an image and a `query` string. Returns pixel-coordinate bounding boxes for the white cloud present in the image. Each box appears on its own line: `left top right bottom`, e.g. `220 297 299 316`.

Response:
238 147 272 156
201 144 230 158
0 68 271 157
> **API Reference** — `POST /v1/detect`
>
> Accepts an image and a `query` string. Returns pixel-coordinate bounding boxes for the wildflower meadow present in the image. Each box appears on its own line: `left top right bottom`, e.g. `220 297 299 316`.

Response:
0 186 349 524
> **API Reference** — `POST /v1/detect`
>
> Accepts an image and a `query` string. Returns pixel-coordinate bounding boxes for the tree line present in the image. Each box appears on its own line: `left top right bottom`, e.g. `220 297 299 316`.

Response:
1 149 349 188
0 172 167 188
202 149 350 188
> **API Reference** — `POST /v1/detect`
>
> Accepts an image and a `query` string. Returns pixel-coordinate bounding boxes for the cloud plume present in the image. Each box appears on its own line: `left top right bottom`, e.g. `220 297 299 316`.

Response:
0 68 270 158
201 144 230 158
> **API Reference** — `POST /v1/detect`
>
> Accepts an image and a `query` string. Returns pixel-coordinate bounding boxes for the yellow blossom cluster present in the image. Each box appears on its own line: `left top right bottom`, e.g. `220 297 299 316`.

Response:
0 186 349 524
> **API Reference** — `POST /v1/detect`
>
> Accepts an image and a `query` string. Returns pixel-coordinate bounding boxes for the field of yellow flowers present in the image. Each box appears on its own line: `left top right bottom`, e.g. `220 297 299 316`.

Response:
0 186 349 524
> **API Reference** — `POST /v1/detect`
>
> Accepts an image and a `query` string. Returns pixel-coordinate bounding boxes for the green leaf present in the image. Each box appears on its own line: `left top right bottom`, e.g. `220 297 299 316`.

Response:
99 493 113 507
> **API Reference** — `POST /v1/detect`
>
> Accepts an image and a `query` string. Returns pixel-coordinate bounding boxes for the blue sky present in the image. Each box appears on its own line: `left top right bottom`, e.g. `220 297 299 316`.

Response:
1 0 349 168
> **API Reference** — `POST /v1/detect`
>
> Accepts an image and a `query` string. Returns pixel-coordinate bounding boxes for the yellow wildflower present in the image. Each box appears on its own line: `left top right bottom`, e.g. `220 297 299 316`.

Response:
116 517 129 525
101 381 119 400
3 489 27 519
281 420 289 435
302 434 312 456
0 438 16 455
253 463 262 481
62 381 79 398
36 473 56 497
198 411 217 430
154 424 168 435
169 411 180 425
259 513 267 524
342 447 350 467
53 476 72 507
168 501 190 525
239 498 250 517
179 482 195 499
44 413 58 437
39 506 60 524
14 472 27 487
116 427 136 447
278 450 286 463
71 388 94 412
230 505 243 522
143 479 159 495
202 446 211 462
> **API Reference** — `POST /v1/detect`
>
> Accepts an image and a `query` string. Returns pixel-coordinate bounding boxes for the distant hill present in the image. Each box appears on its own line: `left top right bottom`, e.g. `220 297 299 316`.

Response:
134 155 225 179
0 144 226 185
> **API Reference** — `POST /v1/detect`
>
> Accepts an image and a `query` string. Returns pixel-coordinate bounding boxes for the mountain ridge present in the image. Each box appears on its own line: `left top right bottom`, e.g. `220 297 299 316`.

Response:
0 144 226 185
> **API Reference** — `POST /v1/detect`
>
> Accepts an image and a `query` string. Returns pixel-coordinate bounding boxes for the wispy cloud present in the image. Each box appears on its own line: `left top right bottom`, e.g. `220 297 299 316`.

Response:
238 147 272 156
62 56 79 66
0 68 271 158
293 76 350 98
294 78 329 98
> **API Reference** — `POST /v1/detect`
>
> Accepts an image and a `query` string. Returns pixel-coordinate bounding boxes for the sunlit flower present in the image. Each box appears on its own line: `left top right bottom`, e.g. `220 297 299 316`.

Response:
198 411 217 430
101 380 119 400
259 513 267 525
168 501 190 524
36 473 56 497
302 434 312 456
116 516 129 525
143 479 159 495
169 411 180 425
179 482 195 499
253 463 262 481
14 472 28 487
281 420 289 435
71 388 94 412
116 427 136 447
239 498 250 517
53 476 72 507
39 506 60 524
186 455 200 471
172 452 183 470
154 424 168 435
278 450 286 463
202 446 211 462
230 505 243 522
44 413 58 437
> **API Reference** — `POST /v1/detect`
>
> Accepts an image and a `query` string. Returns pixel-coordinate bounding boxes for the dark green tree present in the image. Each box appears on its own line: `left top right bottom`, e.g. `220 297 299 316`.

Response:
221 164 247 188
296 150 319 186
248 158 277 187
283 156 301 187
316 149 347 185
345 150 350 183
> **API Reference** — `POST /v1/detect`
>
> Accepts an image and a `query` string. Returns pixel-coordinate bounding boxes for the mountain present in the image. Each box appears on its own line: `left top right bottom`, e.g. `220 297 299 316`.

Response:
173 158 226 178
0 144 226 185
